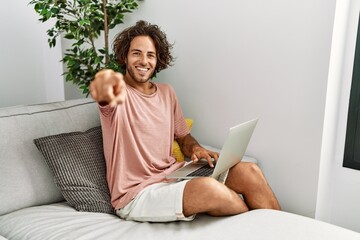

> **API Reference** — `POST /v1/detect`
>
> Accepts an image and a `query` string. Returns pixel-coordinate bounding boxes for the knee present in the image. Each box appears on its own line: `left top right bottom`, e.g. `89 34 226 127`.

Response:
245 162 263 177
196 177 233 201
234 162 266 184
235 162 262 175
199 177 224 192
246 163 266 182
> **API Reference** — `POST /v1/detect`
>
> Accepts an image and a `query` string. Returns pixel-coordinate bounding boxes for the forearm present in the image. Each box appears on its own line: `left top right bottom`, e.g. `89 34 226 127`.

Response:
177 134 202 158
177 133 219 166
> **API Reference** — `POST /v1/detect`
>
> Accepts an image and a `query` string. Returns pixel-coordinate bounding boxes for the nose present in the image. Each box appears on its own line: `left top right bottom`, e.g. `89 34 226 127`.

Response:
139 54 148 65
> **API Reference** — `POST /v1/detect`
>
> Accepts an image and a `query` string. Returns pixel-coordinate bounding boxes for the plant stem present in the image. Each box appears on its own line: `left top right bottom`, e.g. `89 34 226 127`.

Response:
103 0 109 65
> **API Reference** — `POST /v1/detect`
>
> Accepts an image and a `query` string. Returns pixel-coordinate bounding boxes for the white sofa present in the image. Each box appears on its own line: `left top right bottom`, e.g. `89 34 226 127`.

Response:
0 98 359 240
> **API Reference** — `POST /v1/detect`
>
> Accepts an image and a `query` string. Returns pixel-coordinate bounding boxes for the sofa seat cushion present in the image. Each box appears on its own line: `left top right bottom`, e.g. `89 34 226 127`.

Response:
0 202 358 240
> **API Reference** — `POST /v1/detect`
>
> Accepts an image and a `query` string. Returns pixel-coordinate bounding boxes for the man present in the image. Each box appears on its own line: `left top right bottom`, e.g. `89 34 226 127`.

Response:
90 20 280 222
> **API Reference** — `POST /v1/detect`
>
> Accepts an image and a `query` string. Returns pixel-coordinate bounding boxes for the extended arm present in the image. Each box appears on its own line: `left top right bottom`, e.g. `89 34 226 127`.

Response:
176 133 219 167
89 69 127 106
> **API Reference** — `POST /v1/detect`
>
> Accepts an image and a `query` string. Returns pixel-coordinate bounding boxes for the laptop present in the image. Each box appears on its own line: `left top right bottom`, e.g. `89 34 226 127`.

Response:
166 118 258 180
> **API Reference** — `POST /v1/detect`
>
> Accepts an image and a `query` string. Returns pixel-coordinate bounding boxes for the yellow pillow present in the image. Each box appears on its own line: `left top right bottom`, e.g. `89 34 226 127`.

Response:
173 118 193 162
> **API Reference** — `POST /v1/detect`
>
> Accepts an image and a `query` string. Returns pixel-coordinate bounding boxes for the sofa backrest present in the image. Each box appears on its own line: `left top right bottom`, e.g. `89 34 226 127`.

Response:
0 98 100 215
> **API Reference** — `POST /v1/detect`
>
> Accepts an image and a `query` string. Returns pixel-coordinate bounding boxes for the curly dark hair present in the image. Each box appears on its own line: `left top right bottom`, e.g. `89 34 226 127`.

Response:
113 20 174 75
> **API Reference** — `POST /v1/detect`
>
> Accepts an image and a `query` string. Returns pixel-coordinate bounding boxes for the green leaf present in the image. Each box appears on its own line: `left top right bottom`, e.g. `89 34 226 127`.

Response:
79 19 90 26
48 38 56 48
50 7 60 14
34 3 44 12
98 48 106 54
64 33 75 39
65 73 73 81
82 88 89 94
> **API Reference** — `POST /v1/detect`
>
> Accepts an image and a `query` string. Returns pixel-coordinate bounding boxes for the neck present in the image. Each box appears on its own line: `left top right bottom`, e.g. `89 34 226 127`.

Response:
124 74 155 95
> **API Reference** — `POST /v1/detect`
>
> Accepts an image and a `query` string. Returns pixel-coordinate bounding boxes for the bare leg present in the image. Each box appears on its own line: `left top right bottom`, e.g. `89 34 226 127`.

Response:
225 162 280 210
183 177 249 217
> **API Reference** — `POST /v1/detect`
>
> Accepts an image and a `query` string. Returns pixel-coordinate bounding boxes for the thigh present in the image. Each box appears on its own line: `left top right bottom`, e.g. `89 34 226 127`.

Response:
183 177 248 216
116 181 195 222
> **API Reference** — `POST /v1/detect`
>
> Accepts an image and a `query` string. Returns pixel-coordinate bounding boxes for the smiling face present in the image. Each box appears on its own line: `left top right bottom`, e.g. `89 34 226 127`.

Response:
124 35 157 85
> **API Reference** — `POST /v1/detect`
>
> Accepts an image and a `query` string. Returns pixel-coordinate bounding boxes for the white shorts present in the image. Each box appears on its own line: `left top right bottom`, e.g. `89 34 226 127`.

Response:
116 180 195 222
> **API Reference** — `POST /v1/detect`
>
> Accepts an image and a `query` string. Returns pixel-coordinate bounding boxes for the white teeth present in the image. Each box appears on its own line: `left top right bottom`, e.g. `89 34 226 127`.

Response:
136 67 147 72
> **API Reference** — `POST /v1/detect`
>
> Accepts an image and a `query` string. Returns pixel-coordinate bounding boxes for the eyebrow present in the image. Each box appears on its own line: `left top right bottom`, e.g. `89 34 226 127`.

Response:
130 49 156 55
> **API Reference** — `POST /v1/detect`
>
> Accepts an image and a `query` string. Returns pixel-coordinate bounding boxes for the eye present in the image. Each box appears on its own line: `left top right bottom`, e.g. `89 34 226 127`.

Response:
148 54 156 59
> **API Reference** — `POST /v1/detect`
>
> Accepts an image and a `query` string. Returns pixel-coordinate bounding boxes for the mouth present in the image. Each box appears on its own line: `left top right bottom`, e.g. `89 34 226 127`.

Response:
135 66 150 74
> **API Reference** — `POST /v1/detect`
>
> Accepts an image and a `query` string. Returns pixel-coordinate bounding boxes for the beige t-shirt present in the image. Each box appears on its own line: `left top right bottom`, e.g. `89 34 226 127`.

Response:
99 82 189 209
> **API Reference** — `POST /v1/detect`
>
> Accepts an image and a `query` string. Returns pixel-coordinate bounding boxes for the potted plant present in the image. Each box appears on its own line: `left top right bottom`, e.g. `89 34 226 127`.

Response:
29 0 141 95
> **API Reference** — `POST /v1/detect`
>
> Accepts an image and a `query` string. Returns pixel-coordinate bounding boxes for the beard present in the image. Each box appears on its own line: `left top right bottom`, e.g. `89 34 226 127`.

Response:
126 65 155 84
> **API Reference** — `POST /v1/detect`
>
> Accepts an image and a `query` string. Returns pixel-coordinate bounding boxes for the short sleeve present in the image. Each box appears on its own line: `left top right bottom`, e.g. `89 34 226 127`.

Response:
97 104 112 116
171 88 190 139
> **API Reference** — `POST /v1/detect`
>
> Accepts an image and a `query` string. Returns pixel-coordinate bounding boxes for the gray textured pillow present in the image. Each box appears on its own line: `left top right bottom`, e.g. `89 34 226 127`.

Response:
34 126 114 214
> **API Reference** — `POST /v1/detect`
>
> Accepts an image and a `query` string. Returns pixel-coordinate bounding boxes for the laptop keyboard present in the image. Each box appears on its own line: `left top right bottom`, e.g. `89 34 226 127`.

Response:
186 164 215 177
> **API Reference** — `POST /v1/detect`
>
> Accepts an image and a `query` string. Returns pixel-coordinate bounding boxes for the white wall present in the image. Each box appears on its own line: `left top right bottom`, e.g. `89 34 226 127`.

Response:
316 0 360 232
108 0 335 218
0 1 64 108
